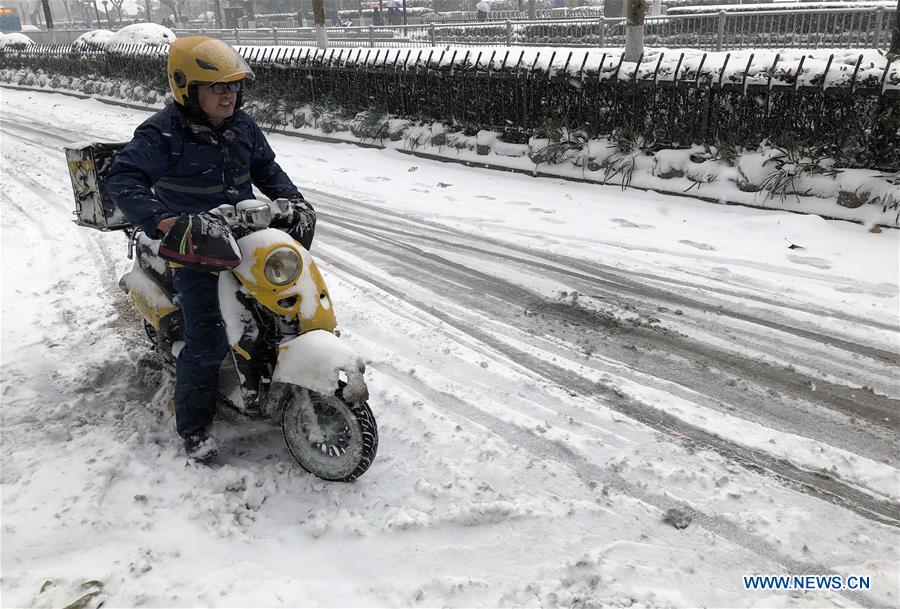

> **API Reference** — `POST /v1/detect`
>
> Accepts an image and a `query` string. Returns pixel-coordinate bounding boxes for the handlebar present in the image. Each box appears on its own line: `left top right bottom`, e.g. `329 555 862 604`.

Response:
212 198 294 230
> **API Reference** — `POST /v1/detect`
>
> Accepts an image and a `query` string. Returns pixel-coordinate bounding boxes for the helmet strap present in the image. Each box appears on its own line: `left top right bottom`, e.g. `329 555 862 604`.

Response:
183 84 205 119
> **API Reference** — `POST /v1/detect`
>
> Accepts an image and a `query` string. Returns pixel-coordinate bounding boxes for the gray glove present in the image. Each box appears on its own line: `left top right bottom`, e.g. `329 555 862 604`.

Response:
274 196 316 250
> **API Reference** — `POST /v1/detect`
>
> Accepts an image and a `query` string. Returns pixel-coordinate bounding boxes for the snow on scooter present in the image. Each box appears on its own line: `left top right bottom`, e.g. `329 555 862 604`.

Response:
64 143 378 481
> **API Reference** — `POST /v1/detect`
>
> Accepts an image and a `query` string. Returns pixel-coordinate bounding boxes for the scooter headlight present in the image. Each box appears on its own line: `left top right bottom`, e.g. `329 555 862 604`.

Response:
264 248 301 286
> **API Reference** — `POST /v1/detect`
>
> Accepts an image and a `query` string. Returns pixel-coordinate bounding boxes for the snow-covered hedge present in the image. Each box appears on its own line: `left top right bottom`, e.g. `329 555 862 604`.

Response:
0 33 34 49
72 29 116 51
109 24 176 47
1 62 897 226
1 43 897 178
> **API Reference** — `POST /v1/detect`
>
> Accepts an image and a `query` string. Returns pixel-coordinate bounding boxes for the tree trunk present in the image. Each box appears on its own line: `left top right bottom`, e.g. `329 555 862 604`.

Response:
144 0 151 22
624 0 646 62
890 5 900 57
312 0 326 48
41 0 53 28
212 0 221 27
527 0 535 20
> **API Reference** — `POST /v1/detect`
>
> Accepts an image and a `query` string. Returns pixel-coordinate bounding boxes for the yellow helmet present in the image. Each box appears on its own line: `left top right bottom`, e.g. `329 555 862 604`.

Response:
167 36 255 106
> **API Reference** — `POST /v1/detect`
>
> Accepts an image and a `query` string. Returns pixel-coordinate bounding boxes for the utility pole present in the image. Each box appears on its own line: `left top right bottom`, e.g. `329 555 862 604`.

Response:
624 0 646 62
312 0 326 48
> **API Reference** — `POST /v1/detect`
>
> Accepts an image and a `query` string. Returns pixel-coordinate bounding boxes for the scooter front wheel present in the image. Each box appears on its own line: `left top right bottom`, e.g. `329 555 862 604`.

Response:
281 384 378 482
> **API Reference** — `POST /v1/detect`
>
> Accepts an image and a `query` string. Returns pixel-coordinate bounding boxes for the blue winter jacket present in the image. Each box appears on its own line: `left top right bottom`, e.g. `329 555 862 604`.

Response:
108 104 301 236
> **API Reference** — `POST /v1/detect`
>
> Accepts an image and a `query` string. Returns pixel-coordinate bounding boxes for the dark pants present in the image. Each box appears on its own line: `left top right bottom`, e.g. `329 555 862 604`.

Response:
172 268 229 438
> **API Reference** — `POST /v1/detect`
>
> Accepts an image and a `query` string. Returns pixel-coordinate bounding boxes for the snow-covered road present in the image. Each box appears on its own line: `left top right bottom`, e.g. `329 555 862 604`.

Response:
2 87 898 608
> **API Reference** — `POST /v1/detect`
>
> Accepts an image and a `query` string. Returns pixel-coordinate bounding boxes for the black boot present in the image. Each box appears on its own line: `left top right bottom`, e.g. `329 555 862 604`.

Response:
184 432 218 463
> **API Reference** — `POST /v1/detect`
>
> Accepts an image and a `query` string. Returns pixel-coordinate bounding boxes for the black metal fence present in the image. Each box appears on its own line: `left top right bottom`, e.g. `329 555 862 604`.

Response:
1 44 898 171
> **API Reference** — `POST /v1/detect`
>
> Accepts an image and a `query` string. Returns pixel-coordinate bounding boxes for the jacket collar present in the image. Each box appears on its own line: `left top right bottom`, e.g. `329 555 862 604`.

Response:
173 102 245 134
172 103 244 143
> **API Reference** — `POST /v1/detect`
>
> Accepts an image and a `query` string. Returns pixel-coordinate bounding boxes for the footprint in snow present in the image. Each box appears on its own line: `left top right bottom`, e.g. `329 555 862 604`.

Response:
611 218 654 229
335 167 353 173
364 176 391 182
541 217 566 224
529 207 556 214
787 255 832 270
678 240 716 251
505 200 531 206
834 282 898 298
474 195 496 200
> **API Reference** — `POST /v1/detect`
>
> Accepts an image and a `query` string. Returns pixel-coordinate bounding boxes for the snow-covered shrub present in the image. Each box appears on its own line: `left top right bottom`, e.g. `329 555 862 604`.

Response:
0 33 35 49
246 97 294 132
109 23 176 47
595 125 654 189
351 109 390 142
529 118 589 165
757 146 841 202
73 29 116 51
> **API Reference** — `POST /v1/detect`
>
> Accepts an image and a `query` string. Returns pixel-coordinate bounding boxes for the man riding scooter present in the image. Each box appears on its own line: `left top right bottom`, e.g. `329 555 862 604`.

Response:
107 37 316 463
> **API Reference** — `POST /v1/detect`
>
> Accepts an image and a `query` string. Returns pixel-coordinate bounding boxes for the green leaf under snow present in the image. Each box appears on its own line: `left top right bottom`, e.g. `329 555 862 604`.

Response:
62 590 100 609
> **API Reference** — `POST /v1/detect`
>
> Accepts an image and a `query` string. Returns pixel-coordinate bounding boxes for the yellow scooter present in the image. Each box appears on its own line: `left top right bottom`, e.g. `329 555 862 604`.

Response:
66 144 377 481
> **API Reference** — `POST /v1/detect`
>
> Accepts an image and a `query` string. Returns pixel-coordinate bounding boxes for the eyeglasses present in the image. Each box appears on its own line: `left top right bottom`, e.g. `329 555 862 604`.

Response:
209 81 243 94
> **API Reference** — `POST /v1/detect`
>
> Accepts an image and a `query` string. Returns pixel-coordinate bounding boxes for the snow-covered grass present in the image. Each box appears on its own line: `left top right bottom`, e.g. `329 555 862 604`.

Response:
2 86 898 609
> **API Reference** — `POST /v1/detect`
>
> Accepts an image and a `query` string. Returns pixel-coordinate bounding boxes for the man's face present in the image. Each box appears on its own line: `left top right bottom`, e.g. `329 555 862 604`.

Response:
197 83 237 126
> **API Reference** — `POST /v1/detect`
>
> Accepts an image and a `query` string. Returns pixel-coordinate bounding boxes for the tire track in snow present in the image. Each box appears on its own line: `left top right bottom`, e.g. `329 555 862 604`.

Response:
0 125 132 324
316 214 900 439
305 187 900 338
311 201 900 442
313 220 900 529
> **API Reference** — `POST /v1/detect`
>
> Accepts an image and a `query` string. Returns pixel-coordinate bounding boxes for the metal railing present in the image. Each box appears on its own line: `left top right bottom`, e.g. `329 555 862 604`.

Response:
173 6 895 50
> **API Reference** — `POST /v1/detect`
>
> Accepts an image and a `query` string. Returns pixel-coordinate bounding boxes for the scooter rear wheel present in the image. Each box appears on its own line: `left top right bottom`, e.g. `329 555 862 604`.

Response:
281 384 378 482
